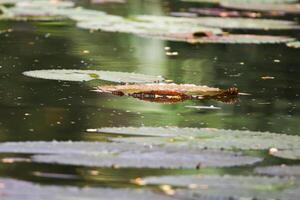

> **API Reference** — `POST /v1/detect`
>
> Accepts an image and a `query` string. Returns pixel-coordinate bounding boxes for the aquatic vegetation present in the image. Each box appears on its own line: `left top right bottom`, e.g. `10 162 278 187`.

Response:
255 165 300 176
221 2 300 14
95 83 238 103
23 69 164 83
0 1 296 45
287 41 300 48
181 0 298 4
0 141 262 168
270 149 300 160
109 127 300 151
0 178 170 200
185 8 285 18
141 174 300 200
0 0 299 198
191 34 294 44
135 15 300 30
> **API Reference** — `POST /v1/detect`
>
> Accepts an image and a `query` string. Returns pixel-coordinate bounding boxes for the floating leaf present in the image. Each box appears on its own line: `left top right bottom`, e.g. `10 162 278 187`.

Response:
87 126 197 137
0 178 170 200
78 16 293 43
271 149 300 160
0 0 74 7
187 8 285 18
76 14 223 41
287 41 300 48
0 6 65 21
221 2 300 14
181 0 298 4
0 141 262 168
142 174 300 200
192 34 294 44
110 127 300 151
23 69 164 83
255 165 300 176
95 83 239 103
136 15 300 30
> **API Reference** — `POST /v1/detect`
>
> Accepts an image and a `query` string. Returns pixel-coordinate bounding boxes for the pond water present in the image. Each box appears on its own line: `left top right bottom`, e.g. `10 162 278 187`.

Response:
0 0 300 198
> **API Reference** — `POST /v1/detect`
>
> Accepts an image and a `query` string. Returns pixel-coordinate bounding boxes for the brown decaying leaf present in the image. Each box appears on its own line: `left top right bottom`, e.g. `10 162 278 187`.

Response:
94 83 238 103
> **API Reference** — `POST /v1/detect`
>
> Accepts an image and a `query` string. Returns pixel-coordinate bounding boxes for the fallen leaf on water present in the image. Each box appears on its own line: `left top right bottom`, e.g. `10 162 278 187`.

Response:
94 83 239 103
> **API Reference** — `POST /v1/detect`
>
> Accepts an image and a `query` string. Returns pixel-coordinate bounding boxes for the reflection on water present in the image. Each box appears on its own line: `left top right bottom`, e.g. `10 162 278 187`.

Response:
0 0 299 187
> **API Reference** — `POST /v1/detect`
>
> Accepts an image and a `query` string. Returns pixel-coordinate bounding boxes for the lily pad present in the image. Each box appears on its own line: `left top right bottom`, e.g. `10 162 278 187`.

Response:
87 127 200 137
23 69 164 83
271 149 300 160
76 15 223 41
221 2 300 14
136 15 300 30
142 174 300 200
0 6 66 21
181 0 298 4
192 34 294 44
78 16 293 43
0 178 170 200
110 127 300 151
187 8 285 18
15 0 74 8
0 141 262 168
287 41 300 48
255 165 300 176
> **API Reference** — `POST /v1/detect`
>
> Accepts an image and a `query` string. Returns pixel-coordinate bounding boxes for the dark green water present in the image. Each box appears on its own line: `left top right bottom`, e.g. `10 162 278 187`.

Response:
0 0 299 188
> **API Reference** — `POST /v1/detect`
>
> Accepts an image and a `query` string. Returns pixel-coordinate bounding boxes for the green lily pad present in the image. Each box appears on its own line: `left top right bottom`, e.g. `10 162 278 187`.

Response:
0 141 262 168
271 149 300 160
255 165 300 176
23 69 164 83
54 7 107 22
110 127 300 150
0 178 170 200
181 0 297 3
87 127 194 137
0 0 74 7
142 175 300 200
136 15 300 30
193 34 294 44
287 41 300 48
0 6 66 21
78 16 293 43
76 15 223 41
220 2 300 14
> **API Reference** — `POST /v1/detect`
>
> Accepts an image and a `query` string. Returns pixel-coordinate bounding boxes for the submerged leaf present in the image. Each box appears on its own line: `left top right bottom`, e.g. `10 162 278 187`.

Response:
142 174 300 200
0 178 170 200
0 141 262 168
23 69 164 83
95 83 239 103
255 165 300 176
110 127 300 151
